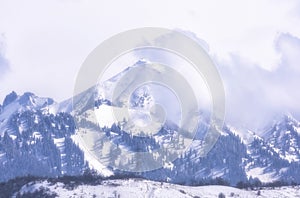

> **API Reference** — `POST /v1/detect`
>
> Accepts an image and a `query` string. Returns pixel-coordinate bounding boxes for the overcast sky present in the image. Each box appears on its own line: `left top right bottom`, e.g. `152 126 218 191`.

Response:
0 0 300 130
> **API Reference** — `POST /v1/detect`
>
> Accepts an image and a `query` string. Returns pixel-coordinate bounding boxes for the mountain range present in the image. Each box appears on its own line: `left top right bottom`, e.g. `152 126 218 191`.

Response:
0 60 300 186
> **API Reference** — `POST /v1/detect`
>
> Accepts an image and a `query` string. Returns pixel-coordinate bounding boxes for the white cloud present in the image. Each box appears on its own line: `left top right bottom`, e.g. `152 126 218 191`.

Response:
276 33 300 72
0 34 9 81
217 33 300 130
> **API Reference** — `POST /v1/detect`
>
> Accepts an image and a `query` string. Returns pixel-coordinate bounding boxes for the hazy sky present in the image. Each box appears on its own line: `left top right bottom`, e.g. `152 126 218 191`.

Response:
0 0 300 129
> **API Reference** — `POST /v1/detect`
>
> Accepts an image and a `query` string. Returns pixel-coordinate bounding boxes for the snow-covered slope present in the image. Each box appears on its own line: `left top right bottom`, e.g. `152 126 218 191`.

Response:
15 179 300 198
263 115 300 162
0 91 54 136
0 91 87 182
68 60 207 174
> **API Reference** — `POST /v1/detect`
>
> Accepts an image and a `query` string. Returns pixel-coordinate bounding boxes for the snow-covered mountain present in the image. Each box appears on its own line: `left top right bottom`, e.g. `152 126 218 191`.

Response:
146 117 300 185
0 60 300 187
0 91 54 135
263 115 300 162
0 92 87 182
79 60 300 185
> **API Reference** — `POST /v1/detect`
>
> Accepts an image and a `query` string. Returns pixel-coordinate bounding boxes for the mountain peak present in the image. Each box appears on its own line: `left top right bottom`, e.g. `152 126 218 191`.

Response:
2 91 18 108
282 114 298 124
132 58 150 67
0 91 55 118
275 114 300 130
265 113 299 132
19 92 35 106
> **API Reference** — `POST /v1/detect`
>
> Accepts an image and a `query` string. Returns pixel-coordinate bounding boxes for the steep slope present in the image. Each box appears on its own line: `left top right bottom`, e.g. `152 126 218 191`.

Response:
142 126 248 185
245 135 289 183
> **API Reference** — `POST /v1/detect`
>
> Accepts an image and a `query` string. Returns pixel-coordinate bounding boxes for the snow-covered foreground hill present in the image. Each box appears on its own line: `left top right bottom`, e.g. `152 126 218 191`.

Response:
15 179 300 198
